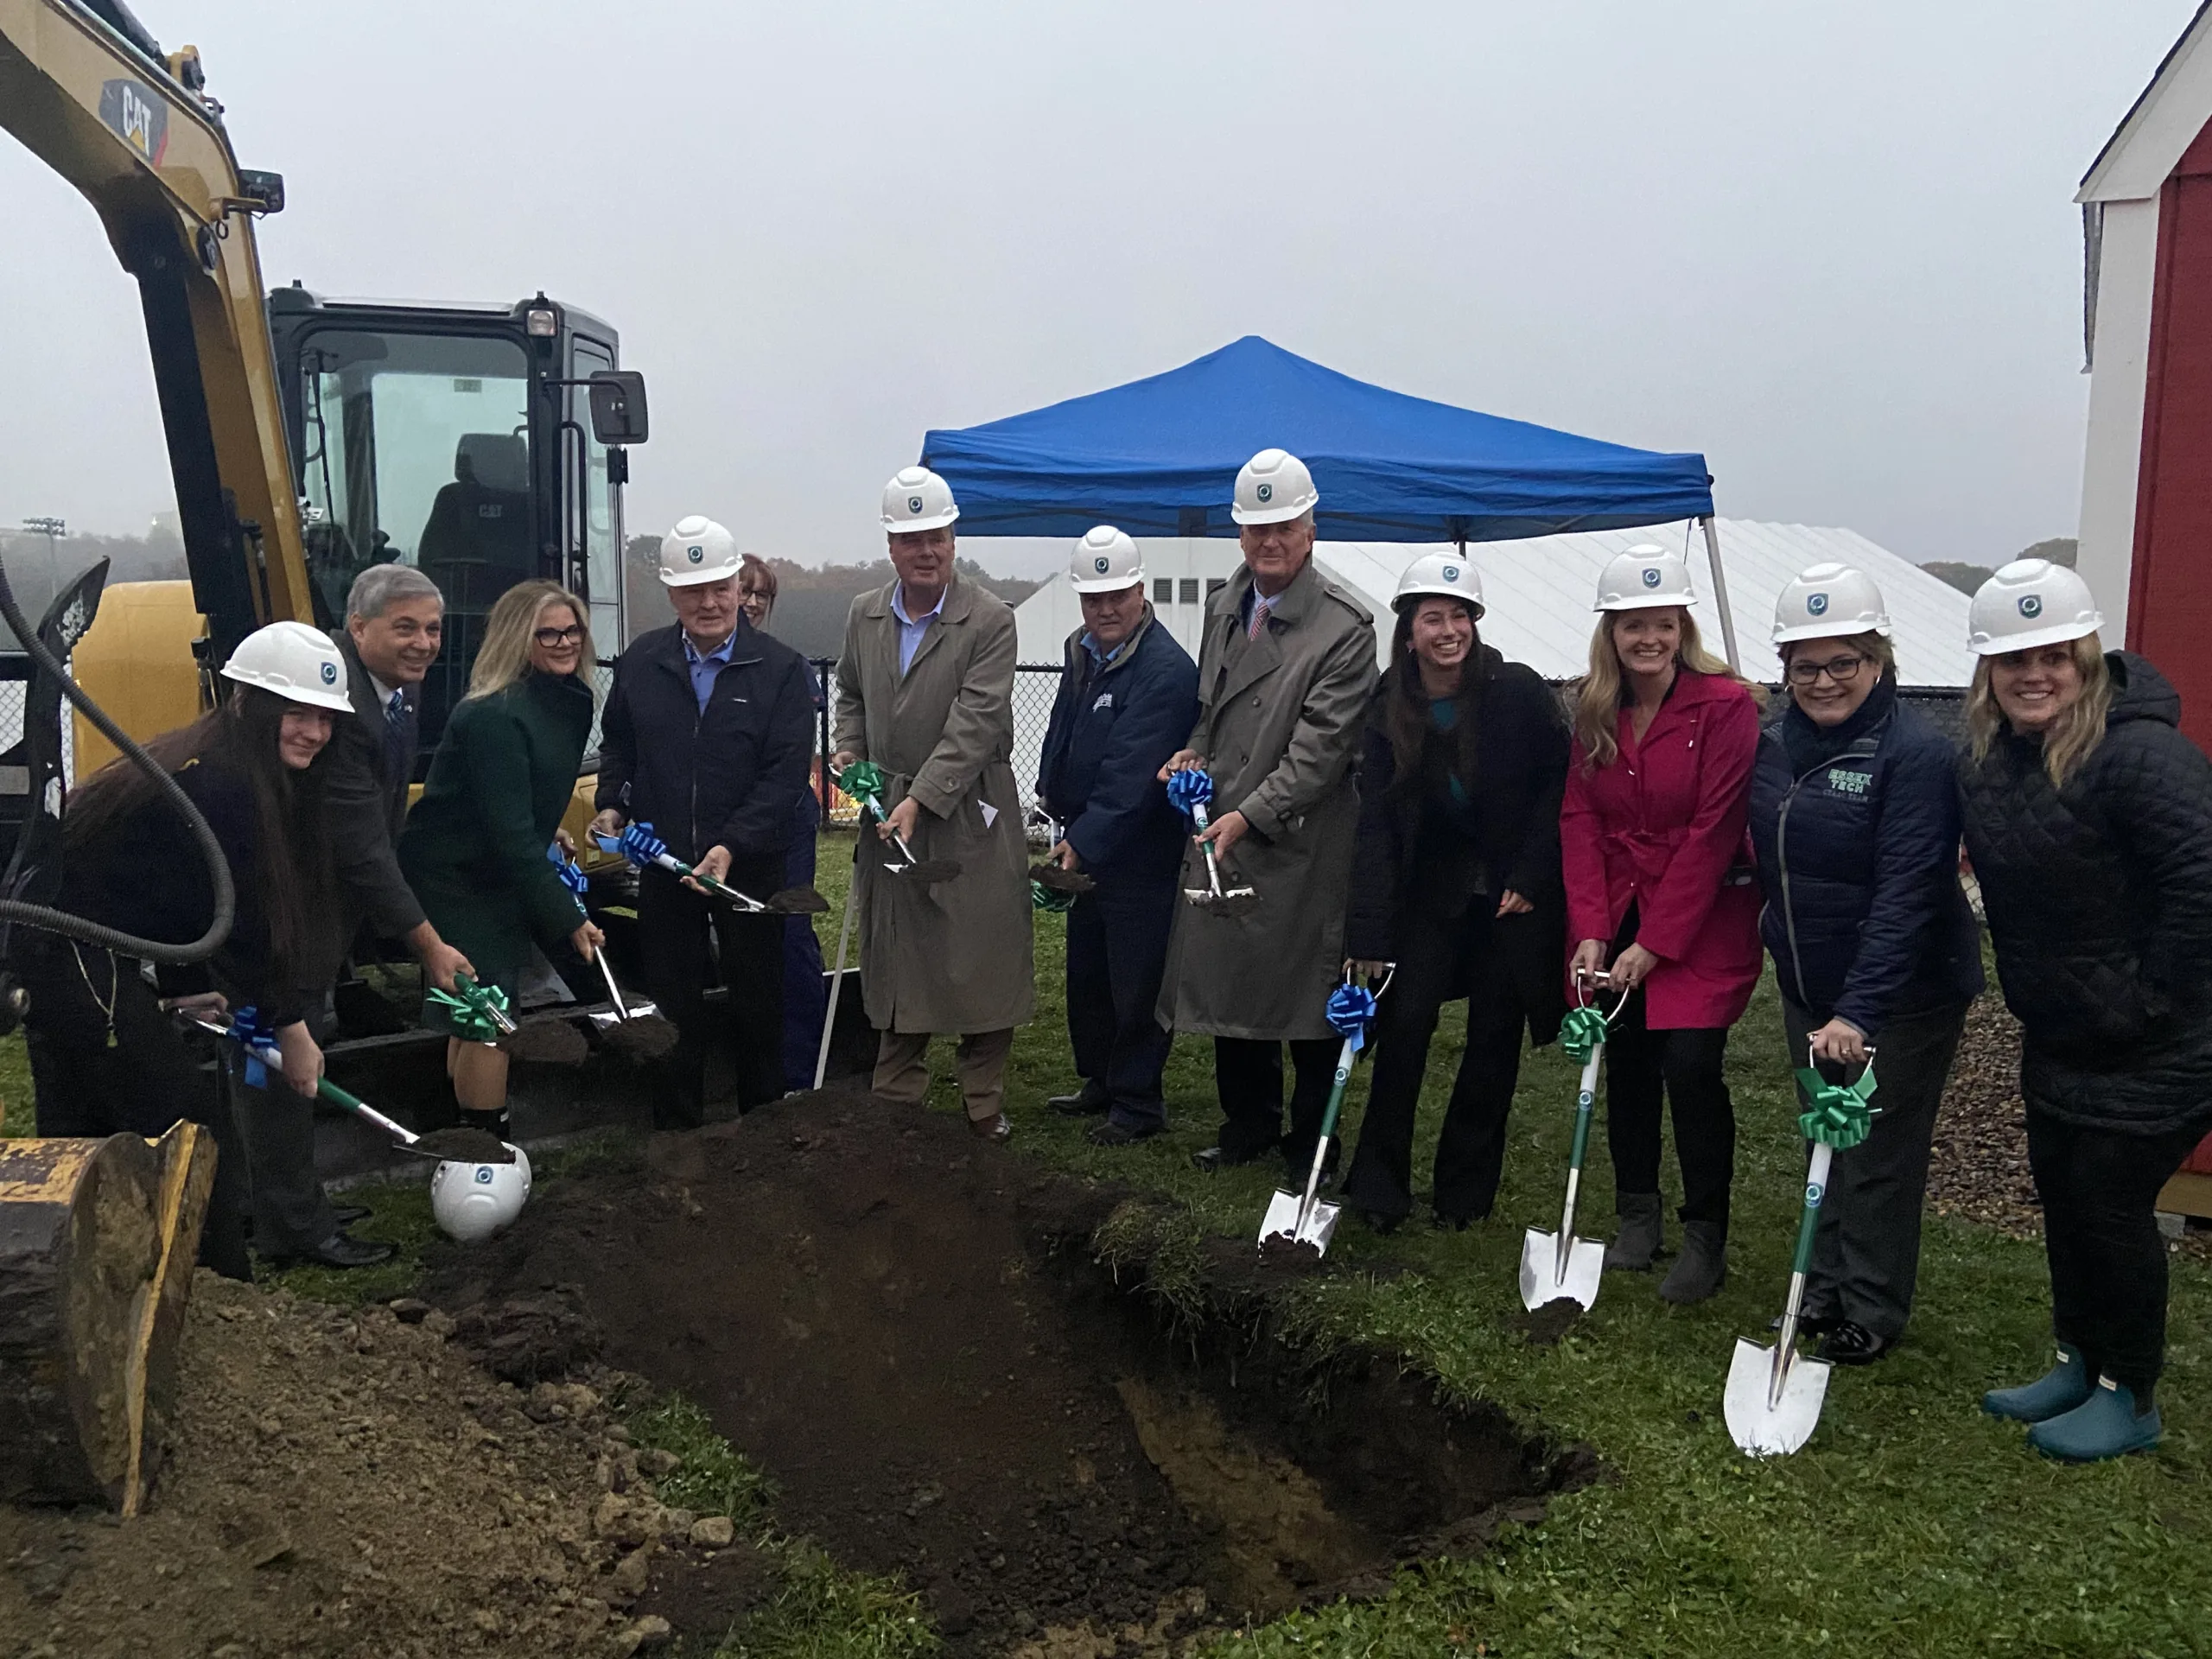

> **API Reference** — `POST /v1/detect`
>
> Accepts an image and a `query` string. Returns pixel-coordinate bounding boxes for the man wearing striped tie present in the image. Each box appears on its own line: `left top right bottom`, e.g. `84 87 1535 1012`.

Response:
1157 449 1377 1177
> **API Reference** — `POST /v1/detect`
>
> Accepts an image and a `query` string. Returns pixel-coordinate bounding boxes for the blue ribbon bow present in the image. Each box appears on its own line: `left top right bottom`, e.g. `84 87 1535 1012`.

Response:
227 1005 280 1089
1165 768 1214 823
1326 983 1379 1052
548 841 589 909
614 821 668 866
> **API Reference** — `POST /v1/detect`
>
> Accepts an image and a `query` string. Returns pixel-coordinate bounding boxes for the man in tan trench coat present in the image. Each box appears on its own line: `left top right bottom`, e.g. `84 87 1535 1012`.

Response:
832 465 1034 1140
1159 448 1377 1174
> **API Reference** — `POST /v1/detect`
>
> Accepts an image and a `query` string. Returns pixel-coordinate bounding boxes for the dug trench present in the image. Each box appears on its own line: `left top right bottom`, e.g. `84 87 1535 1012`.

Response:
423 1084 1597 1655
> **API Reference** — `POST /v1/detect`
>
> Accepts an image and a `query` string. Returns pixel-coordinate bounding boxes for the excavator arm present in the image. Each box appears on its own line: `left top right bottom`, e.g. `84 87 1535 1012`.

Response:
0 0 311 658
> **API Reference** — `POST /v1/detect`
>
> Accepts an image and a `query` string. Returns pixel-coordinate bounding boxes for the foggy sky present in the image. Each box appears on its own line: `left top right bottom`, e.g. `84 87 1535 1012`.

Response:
0 0 2194 577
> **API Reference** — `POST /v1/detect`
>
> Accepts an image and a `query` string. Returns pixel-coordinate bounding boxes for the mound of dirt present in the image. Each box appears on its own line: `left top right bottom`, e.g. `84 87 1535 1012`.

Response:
423 1085 1586 1657
1930 996 2039 1237
0 1273 763 1658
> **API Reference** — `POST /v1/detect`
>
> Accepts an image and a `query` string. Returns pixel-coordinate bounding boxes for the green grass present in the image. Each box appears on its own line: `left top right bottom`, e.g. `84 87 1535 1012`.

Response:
814 831 2212 1657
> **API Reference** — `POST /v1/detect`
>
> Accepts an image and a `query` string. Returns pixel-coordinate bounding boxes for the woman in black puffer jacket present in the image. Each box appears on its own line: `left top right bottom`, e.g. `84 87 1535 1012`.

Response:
1340 555 1568 1230
1750 564 1983 1369
1960 560 2212 1464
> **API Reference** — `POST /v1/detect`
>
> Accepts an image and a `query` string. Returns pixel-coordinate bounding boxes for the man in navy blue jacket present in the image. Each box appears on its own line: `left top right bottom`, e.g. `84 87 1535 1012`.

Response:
594 516 817 1127
1037 528 1200 1144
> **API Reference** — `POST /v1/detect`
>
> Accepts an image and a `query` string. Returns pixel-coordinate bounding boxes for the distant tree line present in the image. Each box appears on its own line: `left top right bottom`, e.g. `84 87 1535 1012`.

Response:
1921 537 2076 597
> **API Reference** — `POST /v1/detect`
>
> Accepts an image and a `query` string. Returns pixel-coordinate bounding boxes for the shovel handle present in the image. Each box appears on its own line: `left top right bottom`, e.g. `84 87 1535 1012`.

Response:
595 948 631 1020
1791 1140 1834 1279
1289 1039 1357 1236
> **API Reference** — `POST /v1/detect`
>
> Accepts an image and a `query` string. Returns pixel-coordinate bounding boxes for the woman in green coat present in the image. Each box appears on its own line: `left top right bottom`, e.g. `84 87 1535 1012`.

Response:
399 579 604 1139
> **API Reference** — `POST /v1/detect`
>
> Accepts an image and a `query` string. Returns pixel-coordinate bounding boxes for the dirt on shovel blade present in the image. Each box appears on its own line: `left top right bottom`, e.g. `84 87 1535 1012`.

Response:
1027 863 1096 894
413 1126 516 1163
500 1015 589 1066
764 886 831 914
887 857 963 884
601 1011 682 1065
1187 889 1261 918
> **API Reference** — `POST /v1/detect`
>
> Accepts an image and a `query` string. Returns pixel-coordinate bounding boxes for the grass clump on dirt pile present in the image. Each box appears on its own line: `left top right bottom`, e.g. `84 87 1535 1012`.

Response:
727 1543 941 1659
631 1394 779 1530
816 832 2212 1657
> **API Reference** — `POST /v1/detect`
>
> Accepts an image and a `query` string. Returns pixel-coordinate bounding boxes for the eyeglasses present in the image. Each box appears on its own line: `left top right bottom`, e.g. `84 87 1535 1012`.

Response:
1786 653 1865 686
533 624 584 648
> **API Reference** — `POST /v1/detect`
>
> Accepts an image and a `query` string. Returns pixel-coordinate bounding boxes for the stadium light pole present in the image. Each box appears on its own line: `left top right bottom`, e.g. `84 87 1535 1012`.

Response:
22 515 65 602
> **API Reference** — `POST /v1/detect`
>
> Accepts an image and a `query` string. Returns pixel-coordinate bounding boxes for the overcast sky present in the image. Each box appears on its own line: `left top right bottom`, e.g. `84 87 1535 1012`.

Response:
0 0 2193 575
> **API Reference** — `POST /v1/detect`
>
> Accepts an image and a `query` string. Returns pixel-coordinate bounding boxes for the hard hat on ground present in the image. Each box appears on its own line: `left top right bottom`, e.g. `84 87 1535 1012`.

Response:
1772 563 1891 645
1967 560 2104 656
220 620 353 712
659 516 741 588
1231 448 1319 526
431 1142 532 1243
1394 551 1485 618
1068 526 1144 594
881 466 958 535
1594 545 1698 613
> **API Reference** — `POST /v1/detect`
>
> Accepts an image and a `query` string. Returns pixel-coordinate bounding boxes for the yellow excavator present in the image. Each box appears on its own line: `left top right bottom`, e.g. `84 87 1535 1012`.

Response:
0 0 650 1510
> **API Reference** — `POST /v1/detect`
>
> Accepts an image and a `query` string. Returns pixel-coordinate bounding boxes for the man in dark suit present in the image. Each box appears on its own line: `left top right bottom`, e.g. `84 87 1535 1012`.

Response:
233 563 474 1271
1037 528 1200 1145
592 517 817 1127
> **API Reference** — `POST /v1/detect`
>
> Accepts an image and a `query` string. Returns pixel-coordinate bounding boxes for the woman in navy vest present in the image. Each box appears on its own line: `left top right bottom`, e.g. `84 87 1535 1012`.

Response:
1748 563 1981 1367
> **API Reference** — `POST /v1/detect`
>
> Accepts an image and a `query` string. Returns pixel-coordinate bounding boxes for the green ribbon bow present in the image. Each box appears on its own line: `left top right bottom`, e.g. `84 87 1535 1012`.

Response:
429 981 512 1044
837 760 887 817
1031 879 1075 913
1559 1005 1611 1065
1795 1062 1879 1149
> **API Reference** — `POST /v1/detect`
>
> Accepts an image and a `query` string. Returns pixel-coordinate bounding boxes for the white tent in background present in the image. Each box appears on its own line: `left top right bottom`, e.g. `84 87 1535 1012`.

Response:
1012 518 1975 688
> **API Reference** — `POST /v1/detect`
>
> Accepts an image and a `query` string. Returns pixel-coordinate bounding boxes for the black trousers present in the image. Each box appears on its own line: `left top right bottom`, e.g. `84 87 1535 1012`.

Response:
1065 870 1177 1131
1783 997 1967 1340
635 861 785 1127
2026 1110 2204 1393
1216 1035 1342 1167
1344 905 1529 1224
1604 992 1736 1231
23 957 251 1281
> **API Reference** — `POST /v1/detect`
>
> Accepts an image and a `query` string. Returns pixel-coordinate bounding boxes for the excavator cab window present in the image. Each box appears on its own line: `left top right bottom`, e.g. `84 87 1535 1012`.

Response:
296 328 532 751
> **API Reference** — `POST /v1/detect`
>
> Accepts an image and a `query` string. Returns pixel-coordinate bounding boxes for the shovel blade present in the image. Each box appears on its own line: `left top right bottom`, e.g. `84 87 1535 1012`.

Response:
764 886 832 914
1258 1189 1340 1255
1723 1338 1831 1457
1518 1228 1605 1312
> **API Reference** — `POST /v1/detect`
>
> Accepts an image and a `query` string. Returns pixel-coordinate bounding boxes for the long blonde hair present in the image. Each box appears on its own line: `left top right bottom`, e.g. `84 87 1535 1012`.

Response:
1572 607 1751 769
1966 633 2111 790
467 580 595 701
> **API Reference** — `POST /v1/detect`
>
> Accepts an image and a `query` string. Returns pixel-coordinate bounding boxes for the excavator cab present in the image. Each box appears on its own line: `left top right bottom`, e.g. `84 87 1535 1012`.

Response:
267 286 645 759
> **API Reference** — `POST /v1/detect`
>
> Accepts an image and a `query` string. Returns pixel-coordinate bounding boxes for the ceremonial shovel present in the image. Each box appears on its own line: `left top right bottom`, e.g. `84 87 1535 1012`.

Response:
1518 971 1618 1313
1724 1046 1880 1458
1258 976 1387 1256
595 824 830 913
1165 768 1257 917
836 762 962 884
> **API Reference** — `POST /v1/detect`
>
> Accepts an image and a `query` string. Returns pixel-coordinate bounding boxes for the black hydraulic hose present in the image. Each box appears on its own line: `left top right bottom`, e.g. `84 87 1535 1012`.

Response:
0 552 233 963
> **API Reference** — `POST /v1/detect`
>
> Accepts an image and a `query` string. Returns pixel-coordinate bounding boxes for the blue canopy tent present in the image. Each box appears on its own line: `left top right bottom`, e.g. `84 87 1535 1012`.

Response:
919 336 1738 663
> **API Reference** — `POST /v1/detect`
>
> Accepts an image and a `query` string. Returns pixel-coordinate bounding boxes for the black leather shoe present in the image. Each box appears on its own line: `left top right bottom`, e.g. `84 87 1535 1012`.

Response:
1086 1120 1160 1147
331 1205 372 1227
1049 1088 1110 1117
1815 1321 1894 1366
281 1233 397 1270
1361 1209 1405 1236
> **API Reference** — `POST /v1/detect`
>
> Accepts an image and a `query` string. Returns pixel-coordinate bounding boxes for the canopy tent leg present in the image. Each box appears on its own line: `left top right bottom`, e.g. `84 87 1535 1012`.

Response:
1699 514 1741 671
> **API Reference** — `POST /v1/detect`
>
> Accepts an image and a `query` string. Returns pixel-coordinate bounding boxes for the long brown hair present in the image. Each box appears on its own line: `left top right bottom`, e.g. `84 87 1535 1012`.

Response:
1382 596 1484 794
1571 607 1754 770
65 685 338 986
467 581 594 701
1966 633 2112 790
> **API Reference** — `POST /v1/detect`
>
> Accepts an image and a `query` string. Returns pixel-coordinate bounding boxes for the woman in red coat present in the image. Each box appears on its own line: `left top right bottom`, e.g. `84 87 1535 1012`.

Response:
1561 546 1764 1304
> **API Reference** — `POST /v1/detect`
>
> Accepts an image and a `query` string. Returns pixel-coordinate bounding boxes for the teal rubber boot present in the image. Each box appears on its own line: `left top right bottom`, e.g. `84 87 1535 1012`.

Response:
2028 1376 2163 1463
1982 1344 2091 1423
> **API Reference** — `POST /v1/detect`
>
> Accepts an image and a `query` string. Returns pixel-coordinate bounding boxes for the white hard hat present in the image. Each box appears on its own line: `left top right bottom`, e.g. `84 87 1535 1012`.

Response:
1067 526 1144 594
219 620 352 713
1771 563 1891 645
1394 551 1485 618
430 1142 532 1243
1230 448 1319 526
881 466 958 535
659 516 741 588
1594 545 1698 613
1967 559 2104 656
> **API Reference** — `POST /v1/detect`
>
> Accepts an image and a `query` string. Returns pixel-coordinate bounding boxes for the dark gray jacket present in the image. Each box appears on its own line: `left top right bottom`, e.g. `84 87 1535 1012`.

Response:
325 630 424 940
